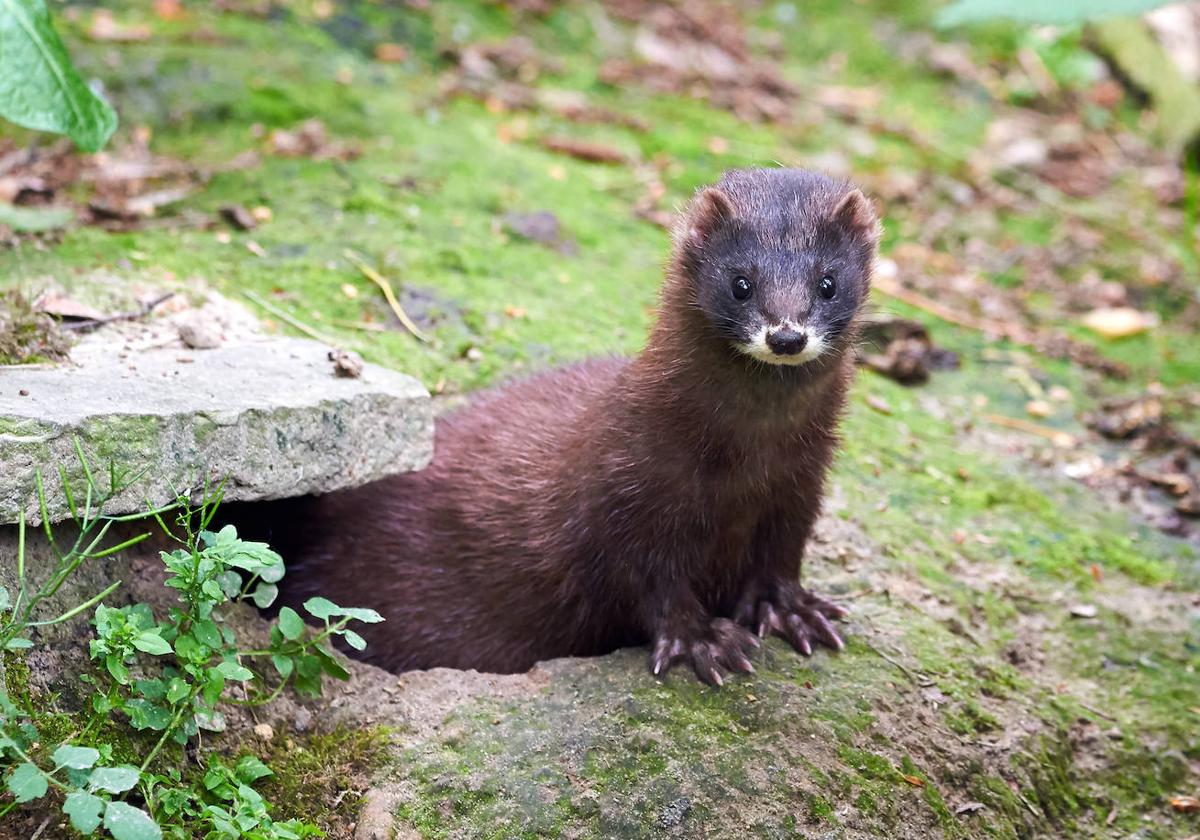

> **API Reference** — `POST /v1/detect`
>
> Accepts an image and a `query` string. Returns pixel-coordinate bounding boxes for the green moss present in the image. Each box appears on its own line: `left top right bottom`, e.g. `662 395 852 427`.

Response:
806 793 836 823
258 726 390 832
945 699 1001 737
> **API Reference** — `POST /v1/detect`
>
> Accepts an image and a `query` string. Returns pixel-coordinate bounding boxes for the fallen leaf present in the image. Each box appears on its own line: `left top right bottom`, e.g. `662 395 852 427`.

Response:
1081 307 1158 339
153 0 185 20
857 313 959 384
541 136 625 164
900 774 925 787
375 43 407 63
866 394 892 415
220 204 257 231
32 292 105 321
1169 796 1200 813
88 9 152 42
268 119 359 161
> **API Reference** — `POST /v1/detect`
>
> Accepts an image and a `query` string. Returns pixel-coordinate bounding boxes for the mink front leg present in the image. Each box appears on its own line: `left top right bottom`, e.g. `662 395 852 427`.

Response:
645 591 759 686
733 508 848 655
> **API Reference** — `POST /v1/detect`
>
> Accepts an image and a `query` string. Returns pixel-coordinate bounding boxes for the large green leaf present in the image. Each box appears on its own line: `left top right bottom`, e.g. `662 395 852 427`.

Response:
63 790 104 835
937 0 1173 26
51 744 100 770
0 0 118 151
6 762 47 802
103 801 162 840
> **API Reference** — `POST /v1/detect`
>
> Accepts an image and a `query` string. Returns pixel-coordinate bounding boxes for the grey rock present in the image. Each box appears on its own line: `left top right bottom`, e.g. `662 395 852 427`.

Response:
0 337 433 524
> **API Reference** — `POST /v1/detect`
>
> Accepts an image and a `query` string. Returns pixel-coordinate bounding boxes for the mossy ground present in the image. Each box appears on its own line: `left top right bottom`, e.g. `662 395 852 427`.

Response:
2 0 1199 838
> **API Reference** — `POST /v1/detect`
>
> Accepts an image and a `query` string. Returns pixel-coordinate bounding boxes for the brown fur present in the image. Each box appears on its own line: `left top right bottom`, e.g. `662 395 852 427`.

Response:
254 168 878 684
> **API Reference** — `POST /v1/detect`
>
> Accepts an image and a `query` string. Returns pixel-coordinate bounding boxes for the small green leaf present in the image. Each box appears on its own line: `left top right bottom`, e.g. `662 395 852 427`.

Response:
5 637 33 650
63 790 104 834
132 630 172 656
0 585 10 611
192 619 222 650
202 669 225 707
250 582 278 608
315 647 350 681
166 677 190 705
134 678 167 702
302 597 338 620
341 629 367 651
277 607 304 640
103 801 162 840
218 571 242 599
234 755 274 784
52 744 100 770
105 654 129 684
215 660 253 681
0 0 119 152
124 699 172 731
303 597 384 623
271 654 294 679
7 762 47 802
194 710 226 732
340 606 384 623
88 765 140 794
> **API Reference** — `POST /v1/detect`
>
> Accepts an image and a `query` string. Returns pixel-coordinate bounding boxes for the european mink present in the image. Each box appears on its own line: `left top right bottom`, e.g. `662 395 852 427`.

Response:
267 167 880 685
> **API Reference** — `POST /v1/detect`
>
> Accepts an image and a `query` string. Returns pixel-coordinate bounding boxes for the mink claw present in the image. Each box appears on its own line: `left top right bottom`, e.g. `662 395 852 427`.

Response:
744 584 848 656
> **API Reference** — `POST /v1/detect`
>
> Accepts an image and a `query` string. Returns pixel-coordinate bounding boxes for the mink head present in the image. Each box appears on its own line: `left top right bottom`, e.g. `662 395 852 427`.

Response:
673 168 880 367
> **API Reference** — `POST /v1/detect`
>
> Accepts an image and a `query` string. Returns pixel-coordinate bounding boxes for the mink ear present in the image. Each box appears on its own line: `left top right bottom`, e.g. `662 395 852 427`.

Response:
832 189 881 244
684 187 734 249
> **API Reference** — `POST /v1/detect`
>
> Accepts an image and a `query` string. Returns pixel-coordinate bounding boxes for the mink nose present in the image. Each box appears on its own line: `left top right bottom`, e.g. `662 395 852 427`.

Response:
766 327 808 356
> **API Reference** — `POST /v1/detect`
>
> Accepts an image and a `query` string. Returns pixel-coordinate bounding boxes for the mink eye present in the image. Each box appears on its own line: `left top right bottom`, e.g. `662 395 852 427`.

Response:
731 275 753 301
818 274 836 300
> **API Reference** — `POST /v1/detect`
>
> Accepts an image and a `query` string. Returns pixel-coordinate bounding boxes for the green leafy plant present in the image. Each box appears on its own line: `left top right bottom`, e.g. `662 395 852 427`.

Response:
0 448 383 838
936 0 1174 27
0 0 118 151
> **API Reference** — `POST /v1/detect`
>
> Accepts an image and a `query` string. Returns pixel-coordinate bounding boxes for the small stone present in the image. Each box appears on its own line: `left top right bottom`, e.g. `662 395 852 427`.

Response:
251 205 273 223
1069 604 1098 619
253 723 275 741
1080 307 1158 339
18 390 28 397
292 707 314 733
329 349 364 379
1025 400 1052 418
177 314 221 350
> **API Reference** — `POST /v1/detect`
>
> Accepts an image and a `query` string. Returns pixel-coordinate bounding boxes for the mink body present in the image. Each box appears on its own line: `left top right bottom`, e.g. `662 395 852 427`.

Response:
265 168 879 684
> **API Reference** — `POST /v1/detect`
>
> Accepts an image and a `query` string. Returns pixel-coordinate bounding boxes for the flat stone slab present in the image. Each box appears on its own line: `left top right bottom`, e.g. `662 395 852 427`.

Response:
0 337 433 524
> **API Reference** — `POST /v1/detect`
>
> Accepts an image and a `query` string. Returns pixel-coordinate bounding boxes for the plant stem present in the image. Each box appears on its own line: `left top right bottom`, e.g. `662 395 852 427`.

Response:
138 686 202 774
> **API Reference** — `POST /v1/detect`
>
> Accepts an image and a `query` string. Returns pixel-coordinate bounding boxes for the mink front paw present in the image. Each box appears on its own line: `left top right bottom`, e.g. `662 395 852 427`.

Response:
650 617 759 687
735 583 848 655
